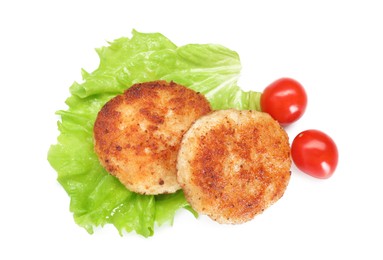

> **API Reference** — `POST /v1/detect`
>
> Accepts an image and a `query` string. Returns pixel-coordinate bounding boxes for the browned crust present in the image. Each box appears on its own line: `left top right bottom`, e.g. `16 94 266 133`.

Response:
177 109 291 223
93 80 212 194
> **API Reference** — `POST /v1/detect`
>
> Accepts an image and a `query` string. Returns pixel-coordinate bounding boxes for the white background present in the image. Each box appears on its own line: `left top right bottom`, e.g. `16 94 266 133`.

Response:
1 0 382 259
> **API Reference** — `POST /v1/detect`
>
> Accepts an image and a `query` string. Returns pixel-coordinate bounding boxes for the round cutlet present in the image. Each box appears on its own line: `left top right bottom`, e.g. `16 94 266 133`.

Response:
93 80 212 195
177 109 291 224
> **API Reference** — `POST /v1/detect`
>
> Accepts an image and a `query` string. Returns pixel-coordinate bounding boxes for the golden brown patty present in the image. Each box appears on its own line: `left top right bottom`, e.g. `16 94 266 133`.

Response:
93 80 212 195
177 109 291 224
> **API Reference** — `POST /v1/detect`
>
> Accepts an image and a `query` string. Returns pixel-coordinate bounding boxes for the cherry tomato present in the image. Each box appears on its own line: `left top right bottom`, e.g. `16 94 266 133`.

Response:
260 78 307 125
291 130 338 179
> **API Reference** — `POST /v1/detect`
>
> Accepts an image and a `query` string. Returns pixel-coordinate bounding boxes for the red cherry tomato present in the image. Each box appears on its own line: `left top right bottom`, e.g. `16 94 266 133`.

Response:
291 130 338 179
261 78 307 125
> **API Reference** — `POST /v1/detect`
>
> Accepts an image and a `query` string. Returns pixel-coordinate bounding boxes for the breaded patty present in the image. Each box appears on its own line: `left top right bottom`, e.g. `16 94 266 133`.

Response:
93 80 212 195
177 109 291 224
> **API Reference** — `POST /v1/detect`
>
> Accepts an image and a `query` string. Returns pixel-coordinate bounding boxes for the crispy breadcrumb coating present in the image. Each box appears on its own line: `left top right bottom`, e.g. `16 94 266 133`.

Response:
94 80 212 195
177 109 291 223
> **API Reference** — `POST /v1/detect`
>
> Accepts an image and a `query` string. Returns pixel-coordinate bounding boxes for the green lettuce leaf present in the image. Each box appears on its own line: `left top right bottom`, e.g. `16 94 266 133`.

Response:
48 30 261 237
